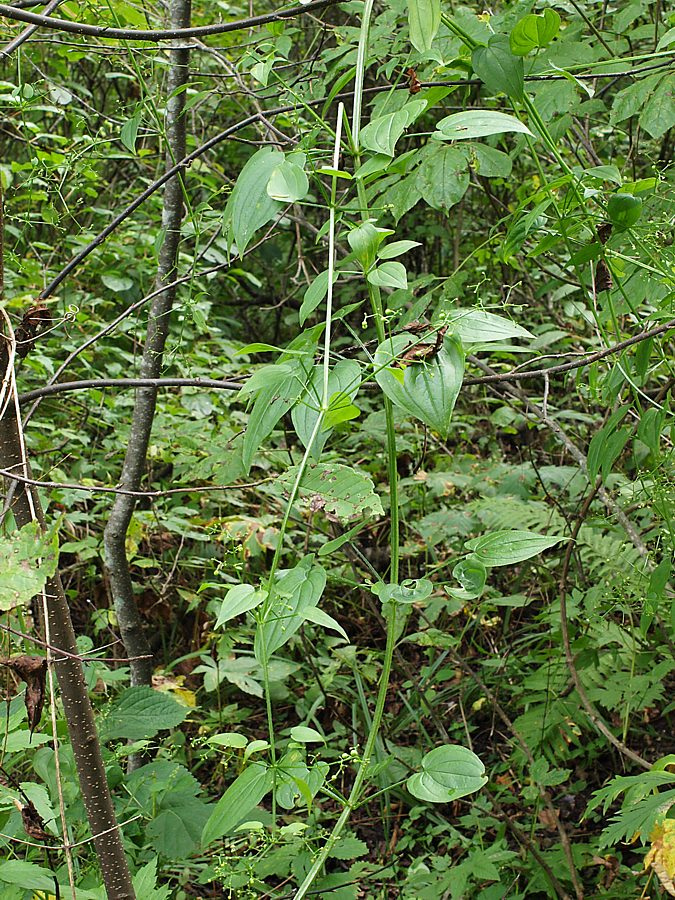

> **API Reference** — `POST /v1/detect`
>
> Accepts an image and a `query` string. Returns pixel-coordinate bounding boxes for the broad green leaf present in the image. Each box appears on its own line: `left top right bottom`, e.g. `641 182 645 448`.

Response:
361 110 410 157
469 143 513 177
316 166 352 179
215 584 267 628
0 860 56 891
465 530 563 567
607 193 643 230
120 112 141 153
640 75 675 138
378 171 424 222
208 732 248 748
299 269 338 325
610 73 660 125
322 392 360 430
290 725 325 743
0 522 58 612
147 795 211 859
367 261 408 290
330 835 369 859
291 359 361 457
587 425 630 483
374 333 465 438
408 0 441 53
317 521 366 557
360 101 425 157
267 159 309 202
277 461 384 521
377 239 421 259
510 10 561 56
202 763 273 845
371 578 433 604
133 859 171 900
255 556 327 664
99 686 187 741
102 273 134 292
224 147 284 255
244 739 270 760
637 407 665 456
472 35 524 101
435 110 532 141
348 221 392 270
416 145 469 212
242 359 308 472
449 555 487 600
407 745 487 803
445 309 533 343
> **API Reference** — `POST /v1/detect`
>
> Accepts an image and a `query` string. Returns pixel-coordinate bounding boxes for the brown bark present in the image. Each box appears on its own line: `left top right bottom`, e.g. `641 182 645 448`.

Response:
0 373 136 899
103 0 192 690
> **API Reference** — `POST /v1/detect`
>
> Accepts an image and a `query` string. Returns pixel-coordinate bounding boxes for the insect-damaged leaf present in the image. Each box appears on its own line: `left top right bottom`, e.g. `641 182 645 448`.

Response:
0 523 58 612
276 462 384 521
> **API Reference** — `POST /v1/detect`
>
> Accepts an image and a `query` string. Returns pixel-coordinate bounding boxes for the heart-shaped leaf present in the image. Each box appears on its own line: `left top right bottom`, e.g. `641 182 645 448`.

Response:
407 745 487 803
510 9 561 56
267 159 309 202
374 333 464 437
472 35 524 101
367 261 408 290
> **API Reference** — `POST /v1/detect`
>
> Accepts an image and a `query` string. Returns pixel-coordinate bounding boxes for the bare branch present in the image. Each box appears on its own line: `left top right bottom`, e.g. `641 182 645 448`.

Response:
0 0 339 42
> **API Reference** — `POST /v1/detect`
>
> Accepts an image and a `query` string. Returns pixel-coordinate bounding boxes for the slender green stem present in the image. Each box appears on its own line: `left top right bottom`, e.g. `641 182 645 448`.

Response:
258 105 345 783
294 5 401 895
294 603 397 900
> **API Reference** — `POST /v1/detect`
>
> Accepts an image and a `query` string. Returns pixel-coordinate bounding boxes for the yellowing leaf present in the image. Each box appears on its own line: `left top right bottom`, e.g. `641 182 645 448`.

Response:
645 820 675 897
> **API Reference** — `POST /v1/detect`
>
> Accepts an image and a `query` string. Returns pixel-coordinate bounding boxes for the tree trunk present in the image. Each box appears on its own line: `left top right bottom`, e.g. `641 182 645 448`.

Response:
103 0 192 688
0 364 136 900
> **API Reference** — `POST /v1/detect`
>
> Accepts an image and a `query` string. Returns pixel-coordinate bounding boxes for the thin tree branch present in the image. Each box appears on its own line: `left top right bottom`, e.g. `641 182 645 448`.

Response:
0 0 61 57
0 0 339 41
16 315 673 405
463 318 675 386
18 376 243 404
0 464 269 496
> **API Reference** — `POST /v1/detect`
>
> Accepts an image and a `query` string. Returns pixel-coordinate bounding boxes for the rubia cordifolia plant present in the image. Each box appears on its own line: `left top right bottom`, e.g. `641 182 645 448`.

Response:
195 3 589 893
